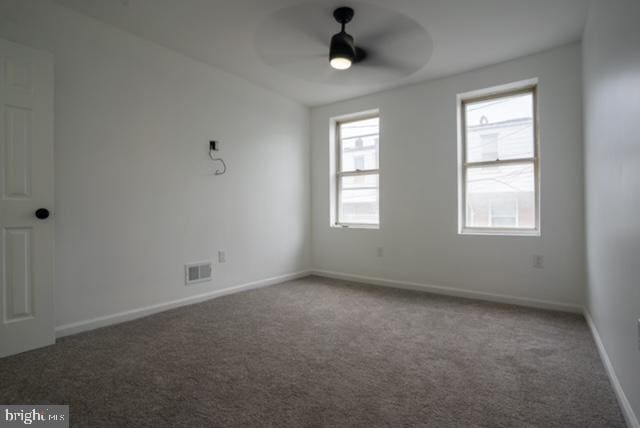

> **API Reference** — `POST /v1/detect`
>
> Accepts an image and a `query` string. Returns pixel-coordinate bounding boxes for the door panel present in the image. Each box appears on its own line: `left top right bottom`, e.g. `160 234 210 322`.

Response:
0 39 54 358
3 227 33 321
4 105 32 198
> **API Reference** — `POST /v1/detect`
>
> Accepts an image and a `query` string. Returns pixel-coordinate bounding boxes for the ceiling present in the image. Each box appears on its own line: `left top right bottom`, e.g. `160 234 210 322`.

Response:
55 0 590 106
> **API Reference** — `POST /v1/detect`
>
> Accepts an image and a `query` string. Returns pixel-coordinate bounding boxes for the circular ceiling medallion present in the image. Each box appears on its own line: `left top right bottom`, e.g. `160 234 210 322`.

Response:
254 1 433 86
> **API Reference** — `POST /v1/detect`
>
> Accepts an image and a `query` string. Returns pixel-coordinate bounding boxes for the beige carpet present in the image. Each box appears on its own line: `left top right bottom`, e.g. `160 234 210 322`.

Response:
0 275 626 427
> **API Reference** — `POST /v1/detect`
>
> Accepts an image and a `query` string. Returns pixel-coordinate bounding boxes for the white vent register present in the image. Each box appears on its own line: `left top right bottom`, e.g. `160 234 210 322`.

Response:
185 262 213 285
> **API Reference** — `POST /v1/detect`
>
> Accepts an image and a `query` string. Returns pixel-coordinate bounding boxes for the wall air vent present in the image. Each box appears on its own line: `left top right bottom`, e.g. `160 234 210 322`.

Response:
185 262 212 285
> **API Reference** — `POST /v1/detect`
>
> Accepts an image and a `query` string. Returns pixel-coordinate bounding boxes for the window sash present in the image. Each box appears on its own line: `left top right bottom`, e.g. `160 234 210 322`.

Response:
463 160 537 231
340 133 380 141
337 172 379 226
337 169 380 177
464 157 536 168
460 86 539 234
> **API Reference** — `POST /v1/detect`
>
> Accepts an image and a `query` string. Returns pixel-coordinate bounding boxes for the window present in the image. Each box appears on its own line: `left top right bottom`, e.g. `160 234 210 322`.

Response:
460 86 539 235
335 115 379 227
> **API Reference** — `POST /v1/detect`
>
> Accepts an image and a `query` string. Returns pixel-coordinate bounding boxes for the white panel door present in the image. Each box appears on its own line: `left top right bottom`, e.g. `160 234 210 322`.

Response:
0 39 54 358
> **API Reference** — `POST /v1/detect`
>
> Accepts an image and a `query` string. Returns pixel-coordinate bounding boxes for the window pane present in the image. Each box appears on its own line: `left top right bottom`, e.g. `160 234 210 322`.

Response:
340 117 379 139
339 117 379 172
340 135 379 172
339 174 379 225
465 92 534 162
465 163 535 229
341 174 379 190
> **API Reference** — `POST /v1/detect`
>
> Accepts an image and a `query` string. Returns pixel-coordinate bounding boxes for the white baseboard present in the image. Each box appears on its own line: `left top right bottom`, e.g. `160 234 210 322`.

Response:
311 269 583 313
55 270 311 338
584 309 639 428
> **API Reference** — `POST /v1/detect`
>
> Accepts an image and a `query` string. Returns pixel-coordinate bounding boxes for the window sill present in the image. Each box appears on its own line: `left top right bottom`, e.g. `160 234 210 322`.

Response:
332 223 380 230
459 228 540 237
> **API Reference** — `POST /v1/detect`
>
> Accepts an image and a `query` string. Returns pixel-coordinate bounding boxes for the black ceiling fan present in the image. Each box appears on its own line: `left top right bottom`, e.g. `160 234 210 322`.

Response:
329 7 367 70
254 2 432 81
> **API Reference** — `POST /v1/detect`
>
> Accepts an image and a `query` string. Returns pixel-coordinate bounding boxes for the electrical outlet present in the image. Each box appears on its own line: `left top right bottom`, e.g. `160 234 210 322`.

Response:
218 251 226 263
533 255 544 269
376 247 384 257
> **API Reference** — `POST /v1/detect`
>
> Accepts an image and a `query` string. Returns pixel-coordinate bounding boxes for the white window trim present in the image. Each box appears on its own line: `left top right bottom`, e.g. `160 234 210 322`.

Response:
333 112 380 229
458 83 541 237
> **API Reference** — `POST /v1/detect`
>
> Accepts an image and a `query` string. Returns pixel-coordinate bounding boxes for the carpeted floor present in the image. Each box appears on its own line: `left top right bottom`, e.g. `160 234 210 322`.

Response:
0 276 626 427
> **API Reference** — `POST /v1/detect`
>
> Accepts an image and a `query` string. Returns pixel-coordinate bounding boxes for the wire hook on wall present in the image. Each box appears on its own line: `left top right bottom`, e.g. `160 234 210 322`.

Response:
209 141 227 175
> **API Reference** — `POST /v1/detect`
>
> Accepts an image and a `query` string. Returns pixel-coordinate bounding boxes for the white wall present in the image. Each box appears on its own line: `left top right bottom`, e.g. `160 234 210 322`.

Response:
0 0 310 328
311 43 584 308
583 0 640 423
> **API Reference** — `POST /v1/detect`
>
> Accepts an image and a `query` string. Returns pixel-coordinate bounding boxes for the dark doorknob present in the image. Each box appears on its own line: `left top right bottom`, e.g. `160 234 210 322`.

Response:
35 208 50 219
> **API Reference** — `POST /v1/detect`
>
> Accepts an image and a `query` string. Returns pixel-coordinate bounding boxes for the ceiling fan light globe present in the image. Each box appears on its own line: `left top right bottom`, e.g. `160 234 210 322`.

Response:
330 57 352 70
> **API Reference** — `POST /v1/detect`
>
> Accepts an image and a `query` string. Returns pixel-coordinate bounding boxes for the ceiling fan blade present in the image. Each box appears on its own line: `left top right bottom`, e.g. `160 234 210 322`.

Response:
356 15 428 50
368 46 429 71
260 53 326 67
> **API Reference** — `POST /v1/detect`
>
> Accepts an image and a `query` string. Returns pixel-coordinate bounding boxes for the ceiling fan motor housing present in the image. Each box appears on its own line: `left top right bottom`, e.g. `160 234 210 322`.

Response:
330 31 356 62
